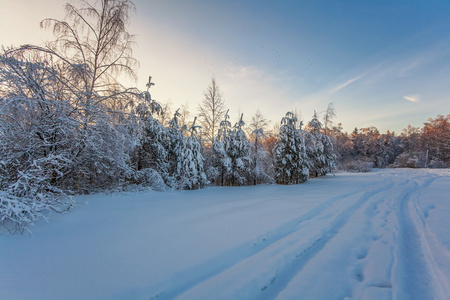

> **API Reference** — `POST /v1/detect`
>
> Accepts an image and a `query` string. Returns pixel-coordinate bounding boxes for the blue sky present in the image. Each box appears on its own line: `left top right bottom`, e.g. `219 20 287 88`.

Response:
2 0 450 133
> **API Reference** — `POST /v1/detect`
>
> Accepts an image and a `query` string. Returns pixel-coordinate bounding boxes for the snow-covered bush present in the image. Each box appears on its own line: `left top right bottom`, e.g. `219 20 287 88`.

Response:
428 158 447 169
0 52 77 232
0 177 73 234
392 152 425 168
128 168 167 191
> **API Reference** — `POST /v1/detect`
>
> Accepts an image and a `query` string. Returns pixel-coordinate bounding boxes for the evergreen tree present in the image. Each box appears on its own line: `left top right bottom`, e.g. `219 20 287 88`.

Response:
274 112 309 185
211 111 251 186
227 114 251 186
167 108 186 188
320 134 337 175
183 118 209 189
134 102 171 184
306 112 336 177
129 81 171 190
170 112 209 190
212 110 232 186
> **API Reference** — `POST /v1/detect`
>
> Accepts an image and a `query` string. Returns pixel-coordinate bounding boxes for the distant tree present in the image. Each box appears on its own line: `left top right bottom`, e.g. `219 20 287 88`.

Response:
178 102 192 131
248 110 273 185
328 123 350 163
323 102 336 136
400 125 422 153
197 78 226 146
422 114 450 167
157 99 174 126
393 125 426 168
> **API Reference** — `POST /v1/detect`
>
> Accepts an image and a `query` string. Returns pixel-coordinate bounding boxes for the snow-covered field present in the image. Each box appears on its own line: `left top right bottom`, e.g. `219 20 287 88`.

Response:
1 169 450 300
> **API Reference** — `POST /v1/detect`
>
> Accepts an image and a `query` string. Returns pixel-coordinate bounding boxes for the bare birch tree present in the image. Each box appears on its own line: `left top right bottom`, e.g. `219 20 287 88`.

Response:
197 78 226 145
323 102 336 136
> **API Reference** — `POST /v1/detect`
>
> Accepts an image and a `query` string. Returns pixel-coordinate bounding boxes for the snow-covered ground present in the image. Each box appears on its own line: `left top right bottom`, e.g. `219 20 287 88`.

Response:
1 169 450 300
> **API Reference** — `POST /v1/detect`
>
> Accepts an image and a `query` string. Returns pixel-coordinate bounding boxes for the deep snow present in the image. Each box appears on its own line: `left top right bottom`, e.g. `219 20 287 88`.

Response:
1 169 450 299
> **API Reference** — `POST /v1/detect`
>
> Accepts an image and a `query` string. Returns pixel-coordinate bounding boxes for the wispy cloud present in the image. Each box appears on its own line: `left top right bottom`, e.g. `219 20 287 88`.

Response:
363 39 450 85
403 94 420 103
330 74 365 93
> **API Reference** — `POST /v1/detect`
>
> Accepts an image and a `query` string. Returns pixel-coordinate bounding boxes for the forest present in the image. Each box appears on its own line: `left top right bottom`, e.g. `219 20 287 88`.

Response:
0 0 449 233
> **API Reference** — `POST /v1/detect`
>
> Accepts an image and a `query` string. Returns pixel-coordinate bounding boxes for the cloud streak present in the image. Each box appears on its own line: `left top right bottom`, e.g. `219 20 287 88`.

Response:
403 95 420 103
330 74 365 93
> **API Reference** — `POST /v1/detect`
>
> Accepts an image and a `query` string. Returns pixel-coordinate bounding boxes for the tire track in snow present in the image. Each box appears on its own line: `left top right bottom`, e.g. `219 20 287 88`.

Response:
147 181 379 300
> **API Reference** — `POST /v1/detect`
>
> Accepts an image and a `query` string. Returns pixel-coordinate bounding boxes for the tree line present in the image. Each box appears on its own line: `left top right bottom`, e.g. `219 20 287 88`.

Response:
327 115 450 172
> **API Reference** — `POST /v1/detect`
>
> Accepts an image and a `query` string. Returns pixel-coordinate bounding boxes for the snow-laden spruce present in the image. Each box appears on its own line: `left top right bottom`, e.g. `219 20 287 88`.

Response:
305 112 336 177
169 112 209 190
274 111 309 184
212 111 252 186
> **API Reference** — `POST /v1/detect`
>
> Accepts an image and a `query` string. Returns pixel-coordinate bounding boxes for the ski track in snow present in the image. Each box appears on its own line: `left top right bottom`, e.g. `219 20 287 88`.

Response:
1 169 450 300
393 174 450 299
